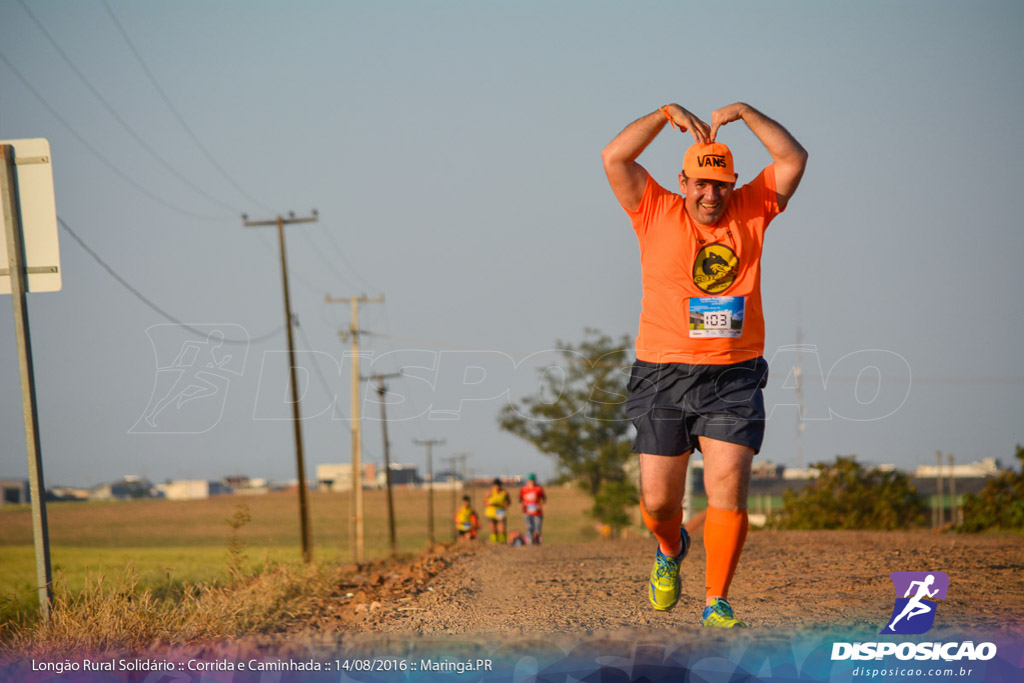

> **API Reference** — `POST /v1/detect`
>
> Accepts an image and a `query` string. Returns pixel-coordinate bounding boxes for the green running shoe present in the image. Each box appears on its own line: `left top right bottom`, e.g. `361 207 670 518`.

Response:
648 528 690 611
701 597 748 628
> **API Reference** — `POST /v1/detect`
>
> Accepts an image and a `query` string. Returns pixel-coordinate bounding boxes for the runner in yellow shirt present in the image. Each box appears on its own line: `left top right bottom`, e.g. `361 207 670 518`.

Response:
484 478 511 544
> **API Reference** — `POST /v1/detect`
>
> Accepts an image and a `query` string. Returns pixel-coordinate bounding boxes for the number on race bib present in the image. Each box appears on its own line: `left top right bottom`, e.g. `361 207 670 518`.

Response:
689 296 745 338
704 311 732 329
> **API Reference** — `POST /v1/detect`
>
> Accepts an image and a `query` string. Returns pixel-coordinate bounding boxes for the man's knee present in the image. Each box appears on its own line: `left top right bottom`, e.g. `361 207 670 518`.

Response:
642 488 684 519
638 452 690 518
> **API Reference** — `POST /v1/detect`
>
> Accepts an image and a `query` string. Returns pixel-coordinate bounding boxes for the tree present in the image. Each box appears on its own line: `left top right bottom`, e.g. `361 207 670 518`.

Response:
958 444 1024 532
499 329 637 527
770 456 927 530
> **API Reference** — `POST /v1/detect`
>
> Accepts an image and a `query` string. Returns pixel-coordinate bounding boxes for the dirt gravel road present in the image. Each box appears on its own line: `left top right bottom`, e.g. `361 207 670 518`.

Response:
327 530 1024 639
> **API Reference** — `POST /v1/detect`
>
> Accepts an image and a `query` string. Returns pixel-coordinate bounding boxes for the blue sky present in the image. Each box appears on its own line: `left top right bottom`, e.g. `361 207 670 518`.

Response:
1 0 1022 488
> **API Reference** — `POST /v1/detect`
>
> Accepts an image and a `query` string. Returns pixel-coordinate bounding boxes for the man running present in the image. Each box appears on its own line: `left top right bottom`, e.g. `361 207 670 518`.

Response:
602 102 807 627
519 473 547 545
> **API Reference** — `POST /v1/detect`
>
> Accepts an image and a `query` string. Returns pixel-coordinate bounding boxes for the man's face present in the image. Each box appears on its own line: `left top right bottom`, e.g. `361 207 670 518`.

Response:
680 174 735 226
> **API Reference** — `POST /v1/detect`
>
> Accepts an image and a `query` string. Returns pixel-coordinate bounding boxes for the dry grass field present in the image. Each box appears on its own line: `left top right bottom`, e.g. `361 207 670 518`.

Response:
0 485 597 550
0 485 596 630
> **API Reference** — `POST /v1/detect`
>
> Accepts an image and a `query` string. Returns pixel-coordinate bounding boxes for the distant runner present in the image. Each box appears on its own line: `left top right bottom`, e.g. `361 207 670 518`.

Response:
519 473 547 545
602 101 807 627
454 495 480 541
484 478 511 544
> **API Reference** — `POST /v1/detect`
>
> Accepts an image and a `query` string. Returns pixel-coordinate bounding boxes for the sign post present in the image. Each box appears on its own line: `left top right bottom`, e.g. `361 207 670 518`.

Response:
1 138 60 621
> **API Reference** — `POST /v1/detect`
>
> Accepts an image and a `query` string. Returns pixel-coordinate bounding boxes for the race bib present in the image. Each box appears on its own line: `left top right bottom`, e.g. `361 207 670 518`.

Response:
526 503 538 513
495 508 507 520
689 296 745 338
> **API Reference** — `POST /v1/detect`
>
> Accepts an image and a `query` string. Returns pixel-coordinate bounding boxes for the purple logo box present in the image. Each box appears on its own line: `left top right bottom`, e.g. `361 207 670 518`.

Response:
881 571 950 635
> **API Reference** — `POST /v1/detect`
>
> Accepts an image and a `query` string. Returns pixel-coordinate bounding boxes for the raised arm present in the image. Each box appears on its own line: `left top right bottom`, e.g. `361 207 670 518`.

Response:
602 104 710 211
710 103 808 209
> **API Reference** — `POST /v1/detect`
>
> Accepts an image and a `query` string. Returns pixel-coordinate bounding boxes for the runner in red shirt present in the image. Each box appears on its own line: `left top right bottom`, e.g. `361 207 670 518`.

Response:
519 473 547 545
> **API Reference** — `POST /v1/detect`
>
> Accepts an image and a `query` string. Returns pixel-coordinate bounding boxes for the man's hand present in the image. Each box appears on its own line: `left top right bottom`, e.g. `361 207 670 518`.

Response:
602 104 708 211
709 103 750 142
708 102 808 208
664 104 712 143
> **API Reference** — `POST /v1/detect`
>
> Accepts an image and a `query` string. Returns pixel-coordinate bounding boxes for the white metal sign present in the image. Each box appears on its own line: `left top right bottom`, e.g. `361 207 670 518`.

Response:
0 138 61 293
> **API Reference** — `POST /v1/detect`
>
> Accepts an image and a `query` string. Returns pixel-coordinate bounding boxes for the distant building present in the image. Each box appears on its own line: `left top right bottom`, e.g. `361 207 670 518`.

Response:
317 463 380 491
0 479 30 505
224 476 269 495
782 467 822 480
469 475 522 488
386 464 420 487
89 476 156 501
914 457 1002 479
425 470 464 491
751 461 784 480
267 479 301 491
49 486 89 501
157 479 232 501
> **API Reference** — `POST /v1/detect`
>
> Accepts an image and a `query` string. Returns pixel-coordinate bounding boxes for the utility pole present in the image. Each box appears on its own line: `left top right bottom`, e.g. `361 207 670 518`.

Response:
243 210 318 563
935 450 944 528
414 438 445 546
443 455 457 541
795 326 805 470
325 294 384 562
365 372 401 555
445 453 471 541
462 459 472 505
947 453 957 526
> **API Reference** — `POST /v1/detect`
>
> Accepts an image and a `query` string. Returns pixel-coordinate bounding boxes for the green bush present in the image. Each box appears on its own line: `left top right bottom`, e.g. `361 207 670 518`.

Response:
499 329 637 528
770 456 927 530
958 445 1024 532
589 479 639 530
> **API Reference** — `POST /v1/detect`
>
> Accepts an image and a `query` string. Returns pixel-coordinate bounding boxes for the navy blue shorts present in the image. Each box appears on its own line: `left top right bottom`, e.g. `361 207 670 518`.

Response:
625 357 769 456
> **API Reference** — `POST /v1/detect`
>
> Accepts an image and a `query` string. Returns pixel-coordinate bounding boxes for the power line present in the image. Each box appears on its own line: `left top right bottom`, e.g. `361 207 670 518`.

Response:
296 227 362 292
293 315 350 423
292 317 376 463
0 48 224 221
251 228 337 298
16 0 238 215
361 329 562 358
58 216 281 345
317 223 378 294
99 0 275 213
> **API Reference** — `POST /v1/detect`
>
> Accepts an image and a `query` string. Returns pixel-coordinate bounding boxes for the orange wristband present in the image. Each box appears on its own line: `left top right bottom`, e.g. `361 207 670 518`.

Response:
660 106 679 131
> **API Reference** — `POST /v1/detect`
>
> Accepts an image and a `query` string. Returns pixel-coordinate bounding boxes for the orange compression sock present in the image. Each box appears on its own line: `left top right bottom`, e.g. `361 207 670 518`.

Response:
704 506 748 600
640 501 684 557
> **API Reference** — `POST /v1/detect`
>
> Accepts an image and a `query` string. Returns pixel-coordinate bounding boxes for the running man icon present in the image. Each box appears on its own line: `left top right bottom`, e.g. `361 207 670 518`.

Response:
881 571 949 635
131 324 249 434
887 574 938 630
143 330 232 427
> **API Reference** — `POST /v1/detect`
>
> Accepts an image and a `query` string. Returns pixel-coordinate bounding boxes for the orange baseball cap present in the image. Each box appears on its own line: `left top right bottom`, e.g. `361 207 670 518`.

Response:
682 142 738 183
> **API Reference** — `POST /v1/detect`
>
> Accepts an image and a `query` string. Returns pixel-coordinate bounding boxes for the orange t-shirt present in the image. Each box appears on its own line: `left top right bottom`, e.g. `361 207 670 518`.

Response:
625 166 783 365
